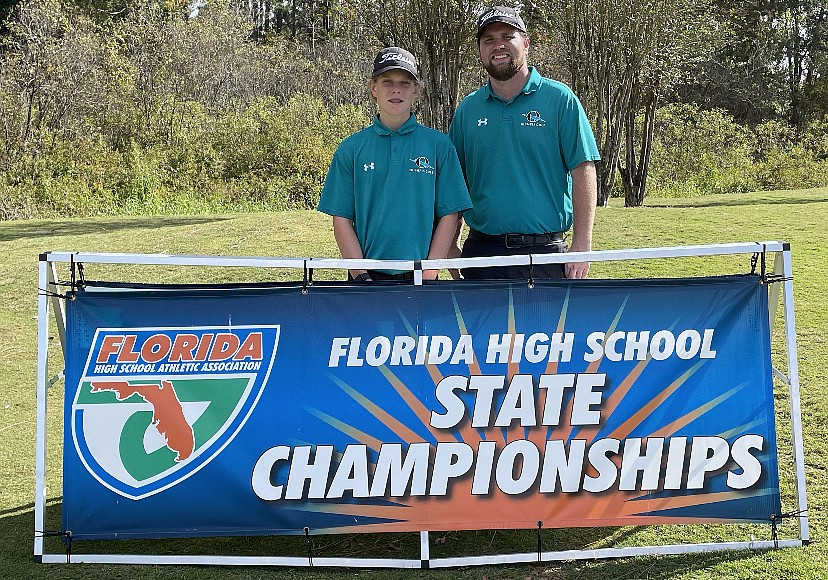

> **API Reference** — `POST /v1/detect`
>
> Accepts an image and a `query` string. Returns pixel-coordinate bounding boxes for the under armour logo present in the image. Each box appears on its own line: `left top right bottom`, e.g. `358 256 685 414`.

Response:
478 118 488 126
363 162 375 171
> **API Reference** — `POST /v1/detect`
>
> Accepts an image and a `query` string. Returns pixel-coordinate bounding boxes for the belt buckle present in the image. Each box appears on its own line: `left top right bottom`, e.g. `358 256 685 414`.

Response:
505 234 524 249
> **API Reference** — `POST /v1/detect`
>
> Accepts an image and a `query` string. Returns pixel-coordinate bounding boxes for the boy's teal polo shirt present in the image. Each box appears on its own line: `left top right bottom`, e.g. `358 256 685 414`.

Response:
448 67 600 235
318 114 471 272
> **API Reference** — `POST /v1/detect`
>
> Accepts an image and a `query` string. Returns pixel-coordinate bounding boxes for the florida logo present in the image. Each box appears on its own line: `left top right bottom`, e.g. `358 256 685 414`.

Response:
71 325 280 500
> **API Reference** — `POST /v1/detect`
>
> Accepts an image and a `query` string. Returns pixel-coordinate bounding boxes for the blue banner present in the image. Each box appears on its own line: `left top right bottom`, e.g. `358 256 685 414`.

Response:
62 277 780 539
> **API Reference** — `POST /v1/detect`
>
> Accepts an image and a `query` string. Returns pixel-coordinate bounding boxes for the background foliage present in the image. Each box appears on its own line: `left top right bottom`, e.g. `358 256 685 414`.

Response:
0 0 826 219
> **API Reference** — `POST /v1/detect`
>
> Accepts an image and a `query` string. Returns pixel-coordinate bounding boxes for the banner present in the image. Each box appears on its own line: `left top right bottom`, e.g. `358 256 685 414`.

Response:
63 276 780 540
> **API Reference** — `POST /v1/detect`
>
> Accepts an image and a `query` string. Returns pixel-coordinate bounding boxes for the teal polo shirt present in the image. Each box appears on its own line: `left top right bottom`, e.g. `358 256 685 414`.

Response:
318 114 471 272
448 67 600 235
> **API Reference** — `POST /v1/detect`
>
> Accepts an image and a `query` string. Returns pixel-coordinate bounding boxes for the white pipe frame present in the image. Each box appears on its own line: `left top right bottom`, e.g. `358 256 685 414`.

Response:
34 241 810 567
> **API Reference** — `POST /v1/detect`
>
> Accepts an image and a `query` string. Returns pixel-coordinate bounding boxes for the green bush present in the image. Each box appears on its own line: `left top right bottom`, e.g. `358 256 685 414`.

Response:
647 103 759 197
753 120 828 190
0 95 368 219
3 0 825 219
647 103 828 198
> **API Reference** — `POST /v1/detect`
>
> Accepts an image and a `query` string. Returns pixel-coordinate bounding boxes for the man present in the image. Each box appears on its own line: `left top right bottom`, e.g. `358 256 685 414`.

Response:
448 6 600 280
318 47 471 282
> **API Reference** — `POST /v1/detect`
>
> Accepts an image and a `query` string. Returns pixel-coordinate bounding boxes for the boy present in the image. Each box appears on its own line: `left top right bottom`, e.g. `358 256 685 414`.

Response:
318 47 471 282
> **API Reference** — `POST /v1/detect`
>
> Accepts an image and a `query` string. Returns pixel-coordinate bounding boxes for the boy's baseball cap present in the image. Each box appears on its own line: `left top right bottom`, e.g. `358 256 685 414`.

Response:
372 47 419 81
477 6 527 40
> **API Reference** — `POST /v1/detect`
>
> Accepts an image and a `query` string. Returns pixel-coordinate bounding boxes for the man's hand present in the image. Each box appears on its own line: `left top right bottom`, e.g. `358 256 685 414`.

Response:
565 238 591 278
564 252 590 279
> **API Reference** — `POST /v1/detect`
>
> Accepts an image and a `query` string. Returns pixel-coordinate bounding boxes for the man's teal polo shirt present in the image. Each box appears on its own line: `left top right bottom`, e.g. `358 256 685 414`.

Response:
449 67 600 235
318 115 471 271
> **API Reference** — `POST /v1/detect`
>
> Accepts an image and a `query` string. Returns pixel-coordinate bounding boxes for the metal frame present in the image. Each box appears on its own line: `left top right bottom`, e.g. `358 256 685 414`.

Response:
34 241 810 567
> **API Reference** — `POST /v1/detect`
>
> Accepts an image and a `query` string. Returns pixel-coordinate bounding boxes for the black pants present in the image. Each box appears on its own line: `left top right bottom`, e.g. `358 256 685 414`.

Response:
348 270 414 282
460 236 567 280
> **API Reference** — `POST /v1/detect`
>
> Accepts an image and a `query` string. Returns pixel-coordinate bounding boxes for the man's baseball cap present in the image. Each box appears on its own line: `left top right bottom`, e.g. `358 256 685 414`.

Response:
477 6 527 40
372 47 419 81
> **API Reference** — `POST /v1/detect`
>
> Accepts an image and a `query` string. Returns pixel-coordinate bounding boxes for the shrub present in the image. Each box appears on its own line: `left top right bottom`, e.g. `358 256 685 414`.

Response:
647 104 828 197
647 103 758 197
0 95 368 219
753 120 828 190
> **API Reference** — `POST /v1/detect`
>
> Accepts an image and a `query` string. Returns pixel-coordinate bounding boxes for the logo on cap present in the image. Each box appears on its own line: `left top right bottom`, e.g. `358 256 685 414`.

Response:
477 6 527 39
372 47 419 80
379 52 415 67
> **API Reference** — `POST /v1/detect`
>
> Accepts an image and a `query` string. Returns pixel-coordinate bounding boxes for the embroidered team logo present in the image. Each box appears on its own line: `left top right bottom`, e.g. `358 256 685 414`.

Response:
71 325 280 500
409 156 435 174
521 110 546 126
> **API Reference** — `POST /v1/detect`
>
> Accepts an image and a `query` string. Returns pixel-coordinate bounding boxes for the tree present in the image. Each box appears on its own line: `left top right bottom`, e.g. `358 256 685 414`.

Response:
2 0 116 145
540 0 717 206
674 2 787 125
228 0 334 44
345 0 478 132
676 1 828 127
774 0 828 126
1 0 21 35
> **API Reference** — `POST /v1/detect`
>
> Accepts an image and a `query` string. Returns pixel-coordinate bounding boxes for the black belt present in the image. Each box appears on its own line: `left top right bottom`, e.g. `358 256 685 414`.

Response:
468 229 564 249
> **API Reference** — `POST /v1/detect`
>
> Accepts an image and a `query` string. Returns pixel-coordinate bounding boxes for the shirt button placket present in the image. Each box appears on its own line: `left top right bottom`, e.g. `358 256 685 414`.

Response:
390 137 400 165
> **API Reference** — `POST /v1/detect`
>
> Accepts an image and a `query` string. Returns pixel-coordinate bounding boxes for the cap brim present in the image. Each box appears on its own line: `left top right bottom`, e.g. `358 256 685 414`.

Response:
372 65 419 81
477 18 526 40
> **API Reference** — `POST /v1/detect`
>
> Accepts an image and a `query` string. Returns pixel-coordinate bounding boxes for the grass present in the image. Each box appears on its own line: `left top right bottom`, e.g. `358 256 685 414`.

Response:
1 186 827 578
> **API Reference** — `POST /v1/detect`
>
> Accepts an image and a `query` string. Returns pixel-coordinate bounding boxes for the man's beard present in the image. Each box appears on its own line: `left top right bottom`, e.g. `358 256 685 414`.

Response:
484 54 525 81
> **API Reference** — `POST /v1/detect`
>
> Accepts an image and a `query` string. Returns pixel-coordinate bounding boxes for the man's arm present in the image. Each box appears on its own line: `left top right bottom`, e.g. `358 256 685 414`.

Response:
565 161 597 279
425 212 460 280
332 216 370 280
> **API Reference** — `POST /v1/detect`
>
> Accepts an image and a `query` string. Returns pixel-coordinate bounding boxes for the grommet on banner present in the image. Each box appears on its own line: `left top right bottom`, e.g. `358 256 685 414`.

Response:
770 513 779 549
69 254 85 293
536 520 543 562
36 529 73 562
750 244 769 282
303 526 314 566
302 261 313 294
773 508 807 546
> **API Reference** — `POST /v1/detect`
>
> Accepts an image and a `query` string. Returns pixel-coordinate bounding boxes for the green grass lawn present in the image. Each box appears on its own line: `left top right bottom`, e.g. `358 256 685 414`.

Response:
1 187 826 579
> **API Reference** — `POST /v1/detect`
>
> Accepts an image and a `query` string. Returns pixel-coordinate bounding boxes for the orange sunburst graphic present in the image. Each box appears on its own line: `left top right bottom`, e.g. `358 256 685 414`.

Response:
300 284 778 533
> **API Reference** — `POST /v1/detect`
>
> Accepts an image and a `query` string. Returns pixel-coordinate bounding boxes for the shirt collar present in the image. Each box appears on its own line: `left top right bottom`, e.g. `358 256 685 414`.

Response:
484 66 542 103
371 113 418 136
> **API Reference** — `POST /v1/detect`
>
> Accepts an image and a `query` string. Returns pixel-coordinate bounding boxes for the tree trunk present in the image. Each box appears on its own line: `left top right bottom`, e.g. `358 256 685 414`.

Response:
621 88 657 207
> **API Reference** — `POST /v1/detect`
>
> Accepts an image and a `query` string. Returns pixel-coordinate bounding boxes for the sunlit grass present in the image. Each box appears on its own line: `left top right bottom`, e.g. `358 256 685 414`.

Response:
1 187 826 578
